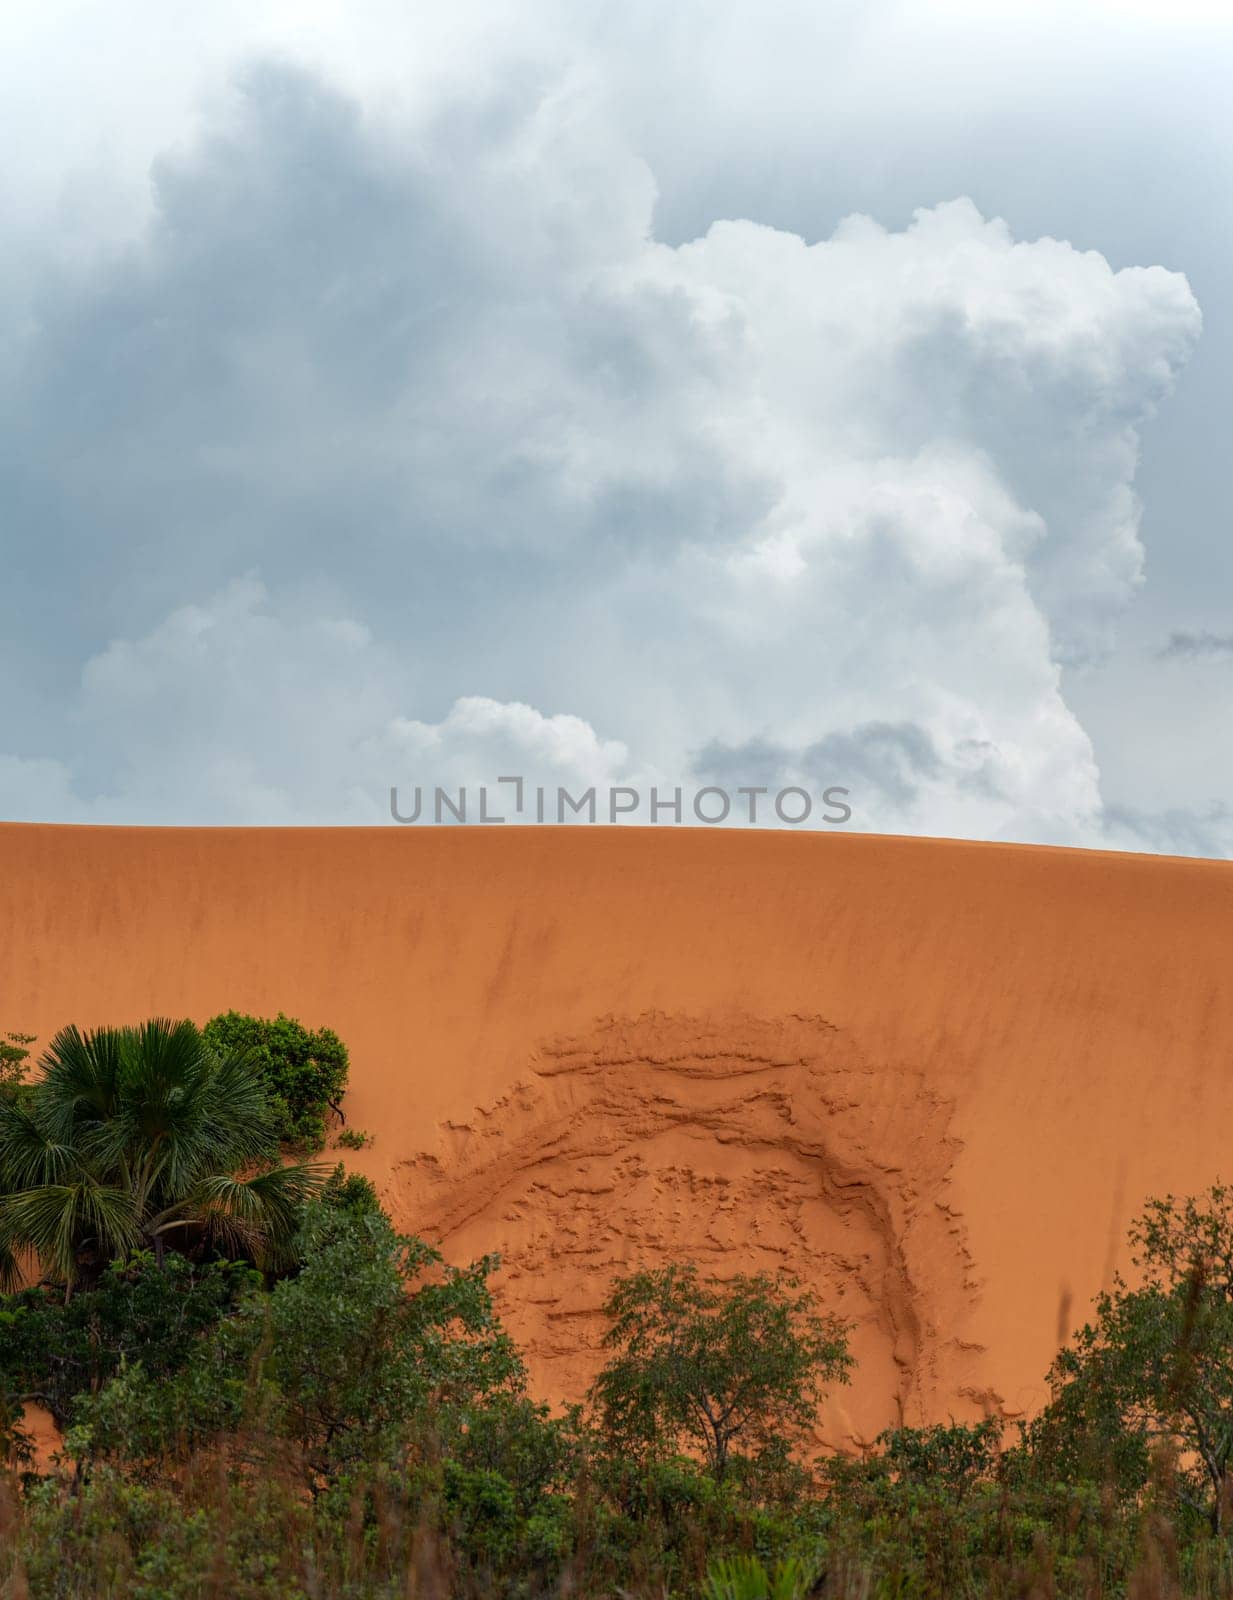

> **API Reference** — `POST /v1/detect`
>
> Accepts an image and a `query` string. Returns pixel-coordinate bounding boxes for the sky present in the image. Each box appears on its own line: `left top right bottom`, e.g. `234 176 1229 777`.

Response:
2 0 1231 850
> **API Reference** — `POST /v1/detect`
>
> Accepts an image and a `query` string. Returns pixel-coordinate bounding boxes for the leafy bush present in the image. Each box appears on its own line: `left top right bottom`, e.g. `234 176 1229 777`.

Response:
877 1418 1002 1502
443 1461 520 1572
0 1030 33 1098
202 1010 350 1149
13 1462 318 1600
336 1126 373 1150
0 1252 260 1433
592 1263 851 1481
267 1203 523 1486
67 1318 267 1473
316 1161 382 1219
451 1393 584 1516
1020 1183 1233 1533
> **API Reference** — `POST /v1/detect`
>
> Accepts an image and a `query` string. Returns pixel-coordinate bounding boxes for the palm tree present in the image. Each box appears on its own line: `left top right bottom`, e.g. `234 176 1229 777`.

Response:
0 1018 327 1294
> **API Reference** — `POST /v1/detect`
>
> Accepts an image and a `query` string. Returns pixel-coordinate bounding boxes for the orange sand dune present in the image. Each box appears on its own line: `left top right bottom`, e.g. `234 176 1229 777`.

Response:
2 823 1231 1446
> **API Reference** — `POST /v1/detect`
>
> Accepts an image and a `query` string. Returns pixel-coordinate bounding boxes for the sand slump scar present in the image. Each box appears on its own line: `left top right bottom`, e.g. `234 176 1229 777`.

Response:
389 780 853 825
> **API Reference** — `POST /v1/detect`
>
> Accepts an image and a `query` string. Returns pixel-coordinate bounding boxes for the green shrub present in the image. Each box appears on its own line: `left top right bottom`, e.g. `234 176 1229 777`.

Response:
592 1262 851 1482
877 1418 1002 1502
0 1030 33 1098
443 1460 520 1571
15 1462 316 1600
450 1393 584 1516
202 1010 350 1149
317 1161 382 1219
0 1252 260 1434
702 1552 819 1600
67 1321 267 1473
336 1126 373 1150
11 1211 1233 1598
262 1202 523 1486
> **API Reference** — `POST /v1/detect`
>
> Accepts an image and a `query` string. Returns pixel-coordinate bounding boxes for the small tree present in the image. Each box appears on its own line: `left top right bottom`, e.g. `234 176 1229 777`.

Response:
591 1263 851 1481
0 1032 34 1098
201 1012 349 1149
264 1201 524 1484
1024 1184 1233 1532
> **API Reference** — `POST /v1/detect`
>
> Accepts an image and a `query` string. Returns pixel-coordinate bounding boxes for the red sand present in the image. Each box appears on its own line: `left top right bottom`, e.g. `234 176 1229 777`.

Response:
2 823 1230 1446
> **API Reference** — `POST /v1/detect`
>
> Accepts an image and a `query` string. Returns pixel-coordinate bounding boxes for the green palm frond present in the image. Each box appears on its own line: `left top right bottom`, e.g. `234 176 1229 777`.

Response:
0 1231 29 1296
0 1092 82 1190
198 1043 280 1166
0 1250 20 1296
4 1016 325 1282
703 1554 818 1600
182 1162 329 1225
152 1162 328 1265
35 1024 126 1143
91 1018 214 1189
80 1020 275 1202
1 1181 140 1284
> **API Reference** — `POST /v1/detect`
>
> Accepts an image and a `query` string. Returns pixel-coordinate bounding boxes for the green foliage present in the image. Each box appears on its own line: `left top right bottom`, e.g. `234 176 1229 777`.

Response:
202 1010 350 1149
260 1201 523 1485
53 1202 524 1494
12 1462 319 1600
437 1399 582 1589
0 1304 34 1468
67 1316 266 1472
11 1187 1233 1597
451 1393 584 1516
812 1453 1136 1599
317 1160 382 1218
0 1018 326 1288
336 1125 373 1149
702 1551 818 1600
443 1461 520 1572
585 1452 751 1592
592 1263 851 1481
1023 1183 1233 1531
0 1030 34 1097
0 1251 260 1432
877 1417 1002 1502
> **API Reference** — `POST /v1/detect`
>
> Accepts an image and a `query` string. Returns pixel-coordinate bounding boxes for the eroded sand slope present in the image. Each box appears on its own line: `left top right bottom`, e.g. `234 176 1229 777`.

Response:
1 824 1230 1445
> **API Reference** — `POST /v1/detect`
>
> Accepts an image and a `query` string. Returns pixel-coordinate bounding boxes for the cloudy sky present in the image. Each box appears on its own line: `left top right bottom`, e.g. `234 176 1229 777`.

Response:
2 0 1231 850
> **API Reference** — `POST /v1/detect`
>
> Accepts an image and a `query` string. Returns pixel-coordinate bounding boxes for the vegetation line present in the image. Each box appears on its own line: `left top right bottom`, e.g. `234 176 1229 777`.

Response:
1 1016 1231 1598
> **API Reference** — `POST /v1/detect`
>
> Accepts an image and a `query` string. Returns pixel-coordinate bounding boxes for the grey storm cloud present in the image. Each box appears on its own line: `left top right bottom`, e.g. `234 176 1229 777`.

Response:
1102 801 1233 859
5 68 751 632
694 723 944 811
1158 630 1233 660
